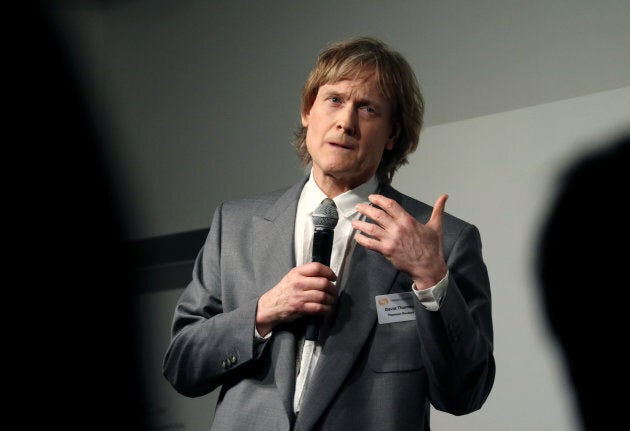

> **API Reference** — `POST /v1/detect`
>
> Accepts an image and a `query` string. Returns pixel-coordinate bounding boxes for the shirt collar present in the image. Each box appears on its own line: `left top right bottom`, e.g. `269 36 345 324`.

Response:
302 170 379 219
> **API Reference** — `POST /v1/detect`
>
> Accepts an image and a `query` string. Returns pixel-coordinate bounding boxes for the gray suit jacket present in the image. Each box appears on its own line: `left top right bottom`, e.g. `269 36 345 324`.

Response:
163 178 495 431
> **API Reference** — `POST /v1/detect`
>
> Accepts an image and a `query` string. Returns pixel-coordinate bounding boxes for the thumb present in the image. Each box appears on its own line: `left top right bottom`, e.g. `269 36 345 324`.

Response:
427 194 448 232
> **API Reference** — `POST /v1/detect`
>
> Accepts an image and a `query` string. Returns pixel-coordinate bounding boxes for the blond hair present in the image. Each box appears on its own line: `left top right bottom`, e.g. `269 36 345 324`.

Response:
292 36 424 184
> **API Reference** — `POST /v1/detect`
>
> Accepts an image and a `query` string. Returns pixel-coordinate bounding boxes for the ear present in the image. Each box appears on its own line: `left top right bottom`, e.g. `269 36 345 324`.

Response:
301 110 310 127
385 123 400 150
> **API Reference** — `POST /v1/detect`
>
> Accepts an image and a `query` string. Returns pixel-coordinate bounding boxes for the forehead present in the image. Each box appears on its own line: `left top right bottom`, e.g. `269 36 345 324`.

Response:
319 76 386 101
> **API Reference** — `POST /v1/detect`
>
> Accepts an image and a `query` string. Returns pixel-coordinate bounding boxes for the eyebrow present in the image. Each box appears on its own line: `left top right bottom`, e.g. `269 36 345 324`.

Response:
320 88 381 108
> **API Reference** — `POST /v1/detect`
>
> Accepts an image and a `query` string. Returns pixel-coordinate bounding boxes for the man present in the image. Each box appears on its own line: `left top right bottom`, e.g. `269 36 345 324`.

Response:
163 36 495 431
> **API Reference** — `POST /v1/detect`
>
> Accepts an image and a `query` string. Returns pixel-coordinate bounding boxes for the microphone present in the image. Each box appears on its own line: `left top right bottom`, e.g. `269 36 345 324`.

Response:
305 198 339 342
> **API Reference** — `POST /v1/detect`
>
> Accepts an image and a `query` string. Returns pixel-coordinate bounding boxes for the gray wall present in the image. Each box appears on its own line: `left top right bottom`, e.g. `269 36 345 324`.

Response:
49 1 630 430
52 0 630 240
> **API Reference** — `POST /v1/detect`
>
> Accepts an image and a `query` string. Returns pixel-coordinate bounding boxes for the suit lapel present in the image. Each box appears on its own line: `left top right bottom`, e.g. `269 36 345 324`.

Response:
252 179 306 294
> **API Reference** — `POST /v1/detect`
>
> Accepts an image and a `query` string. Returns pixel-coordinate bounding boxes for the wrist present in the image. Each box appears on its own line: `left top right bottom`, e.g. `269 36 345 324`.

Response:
412 264 447 290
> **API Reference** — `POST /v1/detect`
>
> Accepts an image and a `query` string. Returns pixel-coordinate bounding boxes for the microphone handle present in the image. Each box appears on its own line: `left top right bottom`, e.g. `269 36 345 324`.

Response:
305 228 334 341
311 227 334 266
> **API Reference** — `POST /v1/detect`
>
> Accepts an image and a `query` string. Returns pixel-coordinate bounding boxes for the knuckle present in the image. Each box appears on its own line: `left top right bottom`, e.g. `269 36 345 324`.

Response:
400 216 414 228
363 223 376 234
383 200 396 210
381 242 395 255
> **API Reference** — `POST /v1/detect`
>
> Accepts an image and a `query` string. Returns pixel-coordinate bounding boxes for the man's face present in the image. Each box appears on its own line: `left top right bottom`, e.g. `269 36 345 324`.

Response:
302 75 396 192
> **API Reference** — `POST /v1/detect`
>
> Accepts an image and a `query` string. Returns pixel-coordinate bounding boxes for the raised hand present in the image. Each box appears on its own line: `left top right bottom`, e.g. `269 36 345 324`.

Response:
352 194 449 290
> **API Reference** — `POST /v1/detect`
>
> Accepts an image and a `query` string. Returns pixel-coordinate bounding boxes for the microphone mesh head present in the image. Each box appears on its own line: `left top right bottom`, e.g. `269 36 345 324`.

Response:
312 198 339 229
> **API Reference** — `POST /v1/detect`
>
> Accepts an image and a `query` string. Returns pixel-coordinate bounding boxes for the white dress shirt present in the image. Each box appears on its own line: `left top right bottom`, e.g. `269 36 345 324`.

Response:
292 171 378 412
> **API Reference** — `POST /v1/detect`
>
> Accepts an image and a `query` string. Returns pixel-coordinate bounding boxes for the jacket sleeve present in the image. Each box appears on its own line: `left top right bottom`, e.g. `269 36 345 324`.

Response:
162 203 269 397
416 222 495 415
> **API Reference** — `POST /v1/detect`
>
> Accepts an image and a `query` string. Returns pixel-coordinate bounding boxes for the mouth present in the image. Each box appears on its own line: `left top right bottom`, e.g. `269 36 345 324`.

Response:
327 140 354 150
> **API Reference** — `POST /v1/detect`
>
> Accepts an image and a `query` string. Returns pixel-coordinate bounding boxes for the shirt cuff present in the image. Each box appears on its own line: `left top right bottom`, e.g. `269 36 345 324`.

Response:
254 327 272 343
411 271 449 311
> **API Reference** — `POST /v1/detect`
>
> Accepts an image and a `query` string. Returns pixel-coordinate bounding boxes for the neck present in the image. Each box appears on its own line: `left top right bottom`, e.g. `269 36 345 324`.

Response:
312 172 370 198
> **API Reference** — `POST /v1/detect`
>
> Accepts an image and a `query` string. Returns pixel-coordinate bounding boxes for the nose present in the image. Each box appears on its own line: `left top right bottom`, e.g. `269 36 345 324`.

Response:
336 107 357 136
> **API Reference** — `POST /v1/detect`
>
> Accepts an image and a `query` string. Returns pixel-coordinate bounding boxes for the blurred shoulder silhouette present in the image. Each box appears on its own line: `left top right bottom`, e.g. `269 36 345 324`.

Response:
13 2 143 429
537 130 630 431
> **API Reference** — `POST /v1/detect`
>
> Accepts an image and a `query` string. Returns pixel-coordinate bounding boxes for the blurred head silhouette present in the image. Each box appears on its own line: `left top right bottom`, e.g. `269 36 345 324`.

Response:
537 130 630 431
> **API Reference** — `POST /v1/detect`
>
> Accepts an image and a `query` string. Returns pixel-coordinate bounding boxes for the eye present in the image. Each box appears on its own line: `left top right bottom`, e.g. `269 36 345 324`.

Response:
328 96 342 104
360 105 378 115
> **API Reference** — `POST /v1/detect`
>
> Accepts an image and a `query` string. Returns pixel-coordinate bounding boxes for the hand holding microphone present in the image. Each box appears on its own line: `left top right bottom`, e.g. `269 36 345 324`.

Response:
255 198 338 338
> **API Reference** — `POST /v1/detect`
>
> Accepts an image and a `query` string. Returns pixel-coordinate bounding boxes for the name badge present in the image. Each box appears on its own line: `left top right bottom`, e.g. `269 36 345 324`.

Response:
375 292 416 324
